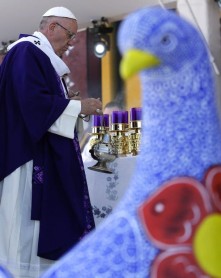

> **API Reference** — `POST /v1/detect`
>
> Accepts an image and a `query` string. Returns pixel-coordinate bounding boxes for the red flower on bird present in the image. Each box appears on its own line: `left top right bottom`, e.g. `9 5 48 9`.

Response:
139 165 221 278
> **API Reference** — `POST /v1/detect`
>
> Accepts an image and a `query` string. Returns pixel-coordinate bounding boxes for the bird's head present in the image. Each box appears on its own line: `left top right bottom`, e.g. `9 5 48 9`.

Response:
118 7 207 80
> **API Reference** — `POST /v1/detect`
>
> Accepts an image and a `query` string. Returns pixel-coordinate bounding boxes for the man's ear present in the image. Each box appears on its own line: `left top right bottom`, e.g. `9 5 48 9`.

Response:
48 22 56 32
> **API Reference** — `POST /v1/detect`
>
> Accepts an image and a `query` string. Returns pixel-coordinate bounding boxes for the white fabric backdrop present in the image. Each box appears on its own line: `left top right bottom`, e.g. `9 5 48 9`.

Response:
84 156 137 227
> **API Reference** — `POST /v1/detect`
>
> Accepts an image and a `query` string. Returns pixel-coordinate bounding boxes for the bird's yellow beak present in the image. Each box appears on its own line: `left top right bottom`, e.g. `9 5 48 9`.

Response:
120 49 160 80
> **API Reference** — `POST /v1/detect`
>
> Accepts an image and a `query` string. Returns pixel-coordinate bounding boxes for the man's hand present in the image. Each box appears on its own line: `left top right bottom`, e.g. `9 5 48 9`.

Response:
80 98 102 115
69 97 102 115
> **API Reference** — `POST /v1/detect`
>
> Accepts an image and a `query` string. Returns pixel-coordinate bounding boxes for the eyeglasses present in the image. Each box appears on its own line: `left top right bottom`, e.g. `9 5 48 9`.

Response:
55 22 76 40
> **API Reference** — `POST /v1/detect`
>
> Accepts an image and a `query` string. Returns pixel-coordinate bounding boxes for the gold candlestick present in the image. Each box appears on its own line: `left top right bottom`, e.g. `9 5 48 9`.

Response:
127 120 142 156
89 126 106 148
109 123 129 156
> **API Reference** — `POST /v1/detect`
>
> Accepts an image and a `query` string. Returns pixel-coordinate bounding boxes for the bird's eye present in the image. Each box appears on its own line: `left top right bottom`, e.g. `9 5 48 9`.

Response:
161 35 171 45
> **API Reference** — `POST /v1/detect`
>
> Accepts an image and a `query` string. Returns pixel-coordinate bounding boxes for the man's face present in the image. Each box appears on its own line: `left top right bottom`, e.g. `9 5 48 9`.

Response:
50 18 78 57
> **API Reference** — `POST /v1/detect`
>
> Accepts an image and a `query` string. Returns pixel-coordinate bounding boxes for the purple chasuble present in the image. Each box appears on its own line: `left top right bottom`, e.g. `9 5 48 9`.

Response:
0 38 95 260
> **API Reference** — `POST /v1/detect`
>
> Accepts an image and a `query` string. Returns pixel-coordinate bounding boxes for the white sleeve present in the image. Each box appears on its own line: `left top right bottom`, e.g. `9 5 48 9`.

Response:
48 100 81 139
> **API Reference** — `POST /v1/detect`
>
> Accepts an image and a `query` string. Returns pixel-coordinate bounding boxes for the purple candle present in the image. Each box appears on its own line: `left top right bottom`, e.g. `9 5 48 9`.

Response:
93 114 109 127
103 114 109 127
130 107 142 121
112 111 128 124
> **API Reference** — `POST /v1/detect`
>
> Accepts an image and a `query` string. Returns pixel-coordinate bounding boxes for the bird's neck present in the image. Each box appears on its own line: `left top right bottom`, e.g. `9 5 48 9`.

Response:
138 62 221 181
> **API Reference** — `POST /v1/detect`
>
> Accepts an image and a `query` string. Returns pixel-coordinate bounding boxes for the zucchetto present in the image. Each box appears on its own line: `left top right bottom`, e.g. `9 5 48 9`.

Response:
43 7 77 20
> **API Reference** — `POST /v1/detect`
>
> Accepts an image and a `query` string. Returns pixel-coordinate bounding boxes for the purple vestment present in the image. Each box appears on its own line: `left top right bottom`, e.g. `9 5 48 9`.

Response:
0 39 95 260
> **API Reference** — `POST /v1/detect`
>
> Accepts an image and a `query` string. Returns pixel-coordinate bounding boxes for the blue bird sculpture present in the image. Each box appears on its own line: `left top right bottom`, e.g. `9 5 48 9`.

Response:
41 7 221 278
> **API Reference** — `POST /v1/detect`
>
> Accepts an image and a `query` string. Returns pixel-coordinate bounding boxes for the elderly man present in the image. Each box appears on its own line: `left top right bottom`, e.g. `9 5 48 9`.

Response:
0 6 102 278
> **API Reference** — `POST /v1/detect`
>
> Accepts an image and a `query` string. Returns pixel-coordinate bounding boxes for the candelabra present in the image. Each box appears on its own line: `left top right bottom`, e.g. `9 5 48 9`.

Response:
88 108 142 173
